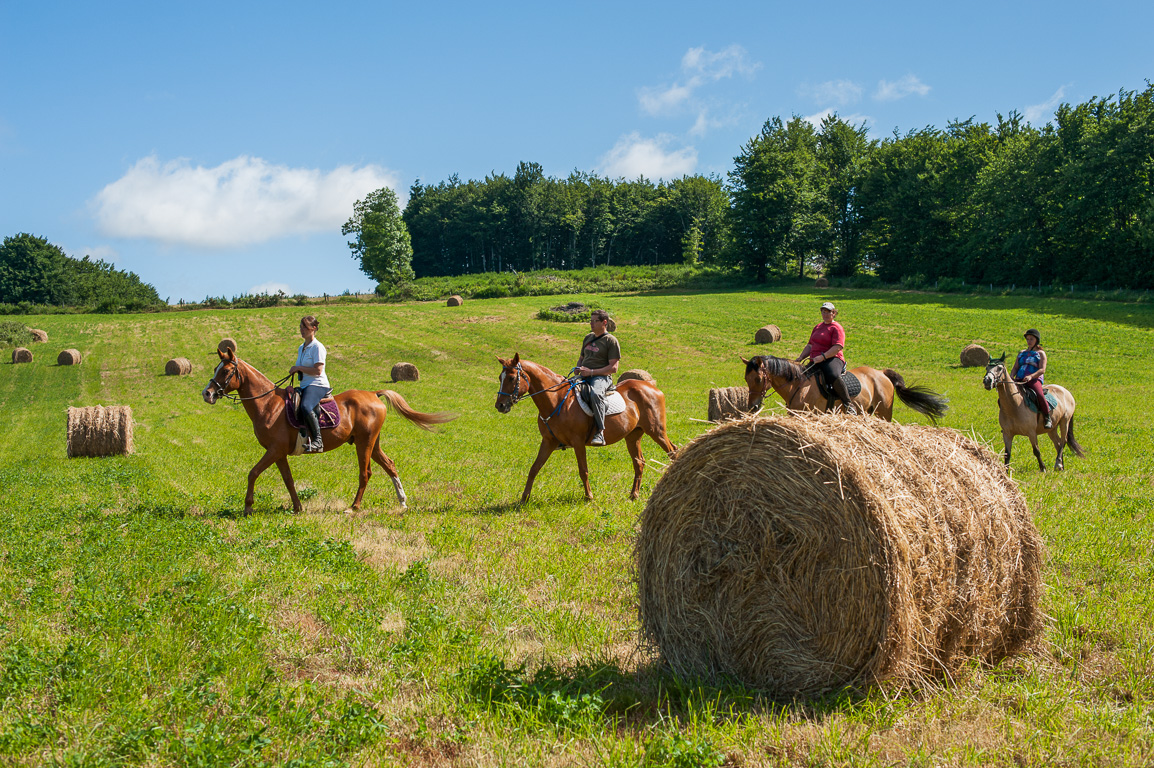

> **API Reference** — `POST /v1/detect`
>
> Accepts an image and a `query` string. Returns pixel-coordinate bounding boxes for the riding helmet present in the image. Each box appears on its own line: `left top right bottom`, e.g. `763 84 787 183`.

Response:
1024 328 1041 343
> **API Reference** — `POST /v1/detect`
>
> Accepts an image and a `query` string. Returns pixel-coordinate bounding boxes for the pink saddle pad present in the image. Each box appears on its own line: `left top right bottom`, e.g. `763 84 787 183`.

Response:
284 389 341 430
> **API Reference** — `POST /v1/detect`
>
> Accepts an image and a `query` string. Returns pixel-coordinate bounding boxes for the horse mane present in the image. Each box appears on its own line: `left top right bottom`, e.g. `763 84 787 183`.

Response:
518 358 565 383
747 355 805 382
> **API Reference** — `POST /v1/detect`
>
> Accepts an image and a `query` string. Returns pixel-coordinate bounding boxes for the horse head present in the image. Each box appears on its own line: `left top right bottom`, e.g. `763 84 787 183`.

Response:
203 347 241 404
495 353 527 414
741 356 769 413
983 354 1007 391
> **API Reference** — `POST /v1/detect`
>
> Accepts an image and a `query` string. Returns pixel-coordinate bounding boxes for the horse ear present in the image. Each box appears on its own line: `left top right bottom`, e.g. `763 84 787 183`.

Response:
740 356 750 365
512 352 520 365
496 356 508 367
226 347 237 362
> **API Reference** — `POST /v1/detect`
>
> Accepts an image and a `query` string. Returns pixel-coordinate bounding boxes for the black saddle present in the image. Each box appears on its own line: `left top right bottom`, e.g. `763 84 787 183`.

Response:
805 364 862 411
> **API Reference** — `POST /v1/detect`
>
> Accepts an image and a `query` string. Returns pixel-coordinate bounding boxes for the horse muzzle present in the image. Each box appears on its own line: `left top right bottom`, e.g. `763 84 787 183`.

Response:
747 396 764 414
202 386 219 404
982 376 994 391
495 399 512 414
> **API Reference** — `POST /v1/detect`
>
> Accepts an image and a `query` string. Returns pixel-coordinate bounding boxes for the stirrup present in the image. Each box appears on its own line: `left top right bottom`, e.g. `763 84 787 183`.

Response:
590 432 606 446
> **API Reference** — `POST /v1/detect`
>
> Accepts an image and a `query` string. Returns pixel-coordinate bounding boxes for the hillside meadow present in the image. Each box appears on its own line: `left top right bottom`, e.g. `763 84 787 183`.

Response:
1 286 1152 766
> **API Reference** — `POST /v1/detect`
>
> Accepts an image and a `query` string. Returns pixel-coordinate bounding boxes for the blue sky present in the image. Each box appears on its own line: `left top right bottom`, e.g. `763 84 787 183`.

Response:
2 0 1150 302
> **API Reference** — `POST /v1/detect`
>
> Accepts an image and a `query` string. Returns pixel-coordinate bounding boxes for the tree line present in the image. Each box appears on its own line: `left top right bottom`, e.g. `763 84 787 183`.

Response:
347 83 1152 290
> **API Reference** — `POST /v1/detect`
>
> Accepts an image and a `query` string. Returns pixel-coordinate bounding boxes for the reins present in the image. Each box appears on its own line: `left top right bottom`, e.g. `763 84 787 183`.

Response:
498 364 583 445
211 361 293 404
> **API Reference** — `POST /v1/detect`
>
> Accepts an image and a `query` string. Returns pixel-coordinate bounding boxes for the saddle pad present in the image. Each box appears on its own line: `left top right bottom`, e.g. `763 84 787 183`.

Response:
577 390 627 418
1025 388 1059 414
284 393 341 430
842 371 862 398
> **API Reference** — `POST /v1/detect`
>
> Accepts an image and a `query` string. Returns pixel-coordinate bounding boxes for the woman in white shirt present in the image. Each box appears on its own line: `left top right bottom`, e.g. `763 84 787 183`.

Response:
289 315 331 452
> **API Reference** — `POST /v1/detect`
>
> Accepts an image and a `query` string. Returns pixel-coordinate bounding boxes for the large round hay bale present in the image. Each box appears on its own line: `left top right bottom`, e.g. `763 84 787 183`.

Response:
29 329 48 343
754 324 782 344
618 369 654 384
12 347 33 363
447 295 463 307
814 277 829 288
391 362 420 382
960 343 990 368
636 414 1043 697
165 357 193 376
58 349 82 365
218 338 237 355
66 405 134 458
707 387 749 422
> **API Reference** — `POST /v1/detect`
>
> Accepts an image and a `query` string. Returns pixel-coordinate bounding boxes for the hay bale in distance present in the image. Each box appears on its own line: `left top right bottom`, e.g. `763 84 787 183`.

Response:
29 329 48 343
218 338 237 355
707 387 748 422
391 362 420 382
12 347 33 364
754 324 782 344
636 414 1043 697
960 343 990 368
447 295 464 306
814 277 829 288
618 369 654 384
58 349 82 365
66 405 134 457
165 357 193 376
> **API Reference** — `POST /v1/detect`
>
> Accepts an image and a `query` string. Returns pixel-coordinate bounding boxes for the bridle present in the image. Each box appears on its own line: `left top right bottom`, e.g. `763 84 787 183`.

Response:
496 363 576 407
206 359 291 403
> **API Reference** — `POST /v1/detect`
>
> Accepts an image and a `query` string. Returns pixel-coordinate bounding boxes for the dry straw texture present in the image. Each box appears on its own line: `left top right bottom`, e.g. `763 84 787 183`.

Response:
618 369 654 384
12 348 33 363
165 357 193 376
814 277 829 288
755 324 782 344
57 349 82 365
29 329 48 343
961 343 990 368
636 414 1043 698
218 338 237 354
707 387 748 422
447 295 464 306
66 405 134 457
391 362 420 382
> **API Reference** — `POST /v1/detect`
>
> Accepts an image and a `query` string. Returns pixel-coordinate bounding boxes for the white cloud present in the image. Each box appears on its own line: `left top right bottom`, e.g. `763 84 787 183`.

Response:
249 281 292 296
640 83 695 115
598 133 697 181
803 109 873 129
875 74 931 102
805 79 863 106
75 244 119 263
1024 86 1068 124
640 44 759 118
92 155 400 248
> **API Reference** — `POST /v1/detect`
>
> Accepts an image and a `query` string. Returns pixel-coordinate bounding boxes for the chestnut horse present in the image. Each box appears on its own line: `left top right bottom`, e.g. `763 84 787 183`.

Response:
982 355 1083 471
202 348 453 513
495 354 676 502
741 354 949 423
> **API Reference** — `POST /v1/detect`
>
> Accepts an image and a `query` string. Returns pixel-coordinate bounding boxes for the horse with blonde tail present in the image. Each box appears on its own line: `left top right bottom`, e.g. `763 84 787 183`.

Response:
983 355 1084 471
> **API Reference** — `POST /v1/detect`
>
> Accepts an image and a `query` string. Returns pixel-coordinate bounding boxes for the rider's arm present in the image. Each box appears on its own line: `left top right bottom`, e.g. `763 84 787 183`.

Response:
795 343 812 363
291 362 324 376
813 344 843 363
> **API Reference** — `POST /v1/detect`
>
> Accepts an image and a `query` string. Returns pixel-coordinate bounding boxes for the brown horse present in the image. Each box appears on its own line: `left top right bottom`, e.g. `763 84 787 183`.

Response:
202 348 453 513
741 354 949 423
982 355 1084 471
495 354 676 502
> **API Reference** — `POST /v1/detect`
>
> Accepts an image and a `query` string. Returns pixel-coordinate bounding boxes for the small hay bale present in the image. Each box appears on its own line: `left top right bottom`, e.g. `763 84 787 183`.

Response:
707 387 749 422
607 318 617 332
58 349 82 365
165 357 193 376
391 362 420 382
618 369 654 384
29 329 48 343
754 324 782 344
12 347 33 364
636 414 1043 697
960 343 990 368
447 295 464 307
66 405 134 458
814 277 829 288
218 338 237 355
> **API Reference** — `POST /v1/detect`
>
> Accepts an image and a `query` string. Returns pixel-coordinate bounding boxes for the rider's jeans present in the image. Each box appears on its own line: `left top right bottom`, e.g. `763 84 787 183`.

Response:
582 375 612 433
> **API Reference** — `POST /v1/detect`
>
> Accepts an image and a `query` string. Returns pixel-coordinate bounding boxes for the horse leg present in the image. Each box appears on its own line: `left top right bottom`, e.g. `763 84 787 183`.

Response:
1029 435 1045 471
522 440 558 503
626 430 645 500
275 458 302 514
350 435 374 511
245 449 280 514
371 439 407 509
573 444 594 501
1049 421 1066 471
1002 433 1013 466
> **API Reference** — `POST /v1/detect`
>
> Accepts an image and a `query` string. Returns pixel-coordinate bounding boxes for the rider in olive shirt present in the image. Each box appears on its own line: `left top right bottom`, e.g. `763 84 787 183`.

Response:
575 309 620 446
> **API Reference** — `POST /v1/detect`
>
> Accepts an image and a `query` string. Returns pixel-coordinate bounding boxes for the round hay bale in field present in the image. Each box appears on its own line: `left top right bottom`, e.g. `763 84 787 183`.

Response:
58 349 82 365
29 329 48 343
607 318 617 332
391 362 420 382
66 405 134 458
447 295 464 307
636 414 1043 697
960 343 990 368
707 387 749 422
814 277 829 288
618 369 654 384
165 357 193 376
12 347 33 364
218 338 237 355
754 324 782 344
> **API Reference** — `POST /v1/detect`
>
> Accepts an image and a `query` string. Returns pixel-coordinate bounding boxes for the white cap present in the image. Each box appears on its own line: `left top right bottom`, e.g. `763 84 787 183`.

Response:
820 301 836 311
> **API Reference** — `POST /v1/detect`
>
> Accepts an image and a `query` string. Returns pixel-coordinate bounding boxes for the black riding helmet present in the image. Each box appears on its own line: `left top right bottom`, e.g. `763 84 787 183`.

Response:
1024 328 1041 344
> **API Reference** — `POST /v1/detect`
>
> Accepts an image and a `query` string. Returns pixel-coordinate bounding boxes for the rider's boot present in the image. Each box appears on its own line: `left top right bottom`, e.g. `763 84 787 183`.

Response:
831 376 858 416
590 414 606 446
303 408 324 453
1043 412 1053 430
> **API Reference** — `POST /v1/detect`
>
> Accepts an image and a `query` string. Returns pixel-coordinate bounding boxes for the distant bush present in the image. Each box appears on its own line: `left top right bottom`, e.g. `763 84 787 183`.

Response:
0 321 32 347
536 302 605 323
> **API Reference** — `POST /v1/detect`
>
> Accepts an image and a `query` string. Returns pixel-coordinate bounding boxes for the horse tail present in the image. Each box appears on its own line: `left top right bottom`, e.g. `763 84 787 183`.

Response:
1065 415 1086 457
375 390 456 432
884 369 950 425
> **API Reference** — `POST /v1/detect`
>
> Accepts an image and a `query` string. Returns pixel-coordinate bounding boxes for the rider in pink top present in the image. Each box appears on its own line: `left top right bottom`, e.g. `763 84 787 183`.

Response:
794 301 856 415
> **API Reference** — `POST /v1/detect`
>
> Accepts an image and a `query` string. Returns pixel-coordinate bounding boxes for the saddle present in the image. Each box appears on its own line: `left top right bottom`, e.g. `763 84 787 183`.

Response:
283 387 341 431
1020 384 1058 414
576 382 626 417
805 364 862 411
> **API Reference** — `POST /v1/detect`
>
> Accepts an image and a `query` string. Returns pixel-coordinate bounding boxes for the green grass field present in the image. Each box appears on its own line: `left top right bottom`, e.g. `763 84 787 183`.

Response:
1 286 1152 766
